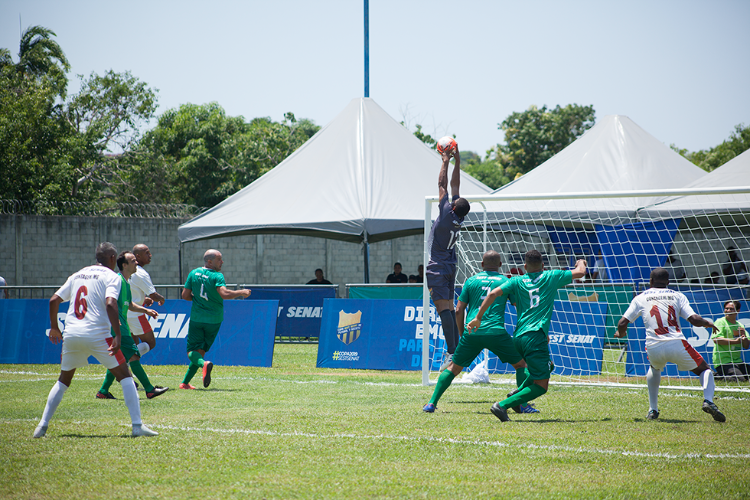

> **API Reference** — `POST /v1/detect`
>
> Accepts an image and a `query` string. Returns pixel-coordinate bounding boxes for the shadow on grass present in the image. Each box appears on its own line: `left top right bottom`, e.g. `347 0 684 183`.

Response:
59 433 110 439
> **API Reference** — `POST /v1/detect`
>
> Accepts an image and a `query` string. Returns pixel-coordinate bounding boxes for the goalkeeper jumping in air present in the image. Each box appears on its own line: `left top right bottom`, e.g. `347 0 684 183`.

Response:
468 250 587 422
426 139 471 371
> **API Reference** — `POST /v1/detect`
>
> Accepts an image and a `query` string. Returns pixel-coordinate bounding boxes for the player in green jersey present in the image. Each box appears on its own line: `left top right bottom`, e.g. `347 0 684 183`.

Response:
180 250 251 389
423 251 535 413
96 251 168 400
468 249 587 422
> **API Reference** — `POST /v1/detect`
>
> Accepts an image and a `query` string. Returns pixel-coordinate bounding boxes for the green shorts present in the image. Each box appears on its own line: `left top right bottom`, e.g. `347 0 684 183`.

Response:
113 333 138 362
513 330 554 380
186 321 222 353
452 330 522 368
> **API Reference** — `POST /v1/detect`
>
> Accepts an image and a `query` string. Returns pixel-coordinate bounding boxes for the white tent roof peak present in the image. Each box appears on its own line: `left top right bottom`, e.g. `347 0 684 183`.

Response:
178 97 490 244
486 114 707 213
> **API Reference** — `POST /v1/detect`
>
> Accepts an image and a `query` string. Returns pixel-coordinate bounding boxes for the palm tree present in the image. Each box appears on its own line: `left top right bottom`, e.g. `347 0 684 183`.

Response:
1 25 70 96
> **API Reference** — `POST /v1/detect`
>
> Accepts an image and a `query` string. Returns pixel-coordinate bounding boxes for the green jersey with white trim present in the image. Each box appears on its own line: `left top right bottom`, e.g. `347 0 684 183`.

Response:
111 274 132 337
184 267 226 324
499 269 572 337
459 271 510 335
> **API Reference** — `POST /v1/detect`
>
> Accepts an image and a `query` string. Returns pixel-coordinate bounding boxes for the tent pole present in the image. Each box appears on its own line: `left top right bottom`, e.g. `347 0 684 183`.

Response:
363 232 370 283
178 242 183 286
364 0 369 98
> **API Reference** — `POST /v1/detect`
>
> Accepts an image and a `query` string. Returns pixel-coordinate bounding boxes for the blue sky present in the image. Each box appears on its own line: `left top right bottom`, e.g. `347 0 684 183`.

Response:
1 0 748 156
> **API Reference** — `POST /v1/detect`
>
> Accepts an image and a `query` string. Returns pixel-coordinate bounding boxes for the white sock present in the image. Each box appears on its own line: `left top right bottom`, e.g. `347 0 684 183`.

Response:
120 377 142 425
137 343 150 356
700 369 715 402
646 367 661 411
39 380 68 426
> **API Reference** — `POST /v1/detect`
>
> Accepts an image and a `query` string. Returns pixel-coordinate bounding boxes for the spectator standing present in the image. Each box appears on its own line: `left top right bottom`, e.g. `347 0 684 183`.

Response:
306 268 332 285
386 262 408 283
664 251 686 283
711 300 749 381
416 264 424 284
723 247 749 285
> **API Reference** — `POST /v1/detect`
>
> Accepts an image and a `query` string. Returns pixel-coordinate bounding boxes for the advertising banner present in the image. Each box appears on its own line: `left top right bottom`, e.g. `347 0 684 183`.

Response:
249 287 335 338
0 299 278 366
316 299 608 374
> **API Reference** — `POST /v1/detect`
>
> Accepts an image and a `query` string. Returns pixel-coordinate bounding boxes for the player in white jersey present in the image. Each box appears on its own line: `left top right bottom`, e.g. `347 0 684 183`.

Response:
33 242 158 438
128 244 165 356
615 267 725 422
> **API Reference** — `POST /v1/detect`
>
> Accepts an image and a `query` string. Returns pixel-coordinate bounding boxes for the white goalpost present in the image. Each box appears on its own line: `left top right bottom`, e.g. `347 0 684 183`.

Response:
421 187 750 393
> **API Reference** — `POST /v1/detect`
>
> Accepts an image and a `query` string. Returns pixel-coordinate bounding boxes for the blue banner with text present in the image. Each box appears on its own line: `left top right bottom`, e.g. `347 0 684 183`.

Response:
0 299 278 366
249 287 335 338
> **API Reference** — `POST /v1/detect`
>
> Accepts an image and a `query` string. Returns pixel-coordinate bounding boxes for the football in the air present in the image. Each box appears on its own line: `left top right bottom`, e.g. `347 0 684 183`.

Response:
436 136 457 154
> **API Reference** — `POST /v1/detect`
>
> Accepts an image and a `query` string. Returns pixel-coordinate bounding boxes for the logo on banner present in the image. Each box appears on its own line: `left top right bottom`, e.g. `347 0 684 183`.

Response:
337 310 362 345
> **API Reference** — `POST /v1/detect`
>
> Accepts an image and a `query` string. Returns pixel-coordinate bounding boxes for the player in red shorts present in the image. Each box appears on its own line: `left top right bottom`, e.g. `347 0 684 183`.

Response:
34 242 158 438
615 267 725 422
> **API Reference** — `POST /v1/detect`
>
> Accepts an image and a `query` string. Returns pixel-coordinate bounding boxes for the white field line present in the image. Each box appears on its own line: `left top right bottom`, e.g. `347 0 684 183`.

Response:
6 373 750 401
151 423 750 461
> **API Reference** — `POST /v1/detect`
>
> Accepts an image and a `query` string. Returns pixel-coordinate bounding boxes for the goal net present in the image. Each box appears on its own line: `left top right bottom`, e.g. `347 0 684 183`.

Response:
421 187 750 393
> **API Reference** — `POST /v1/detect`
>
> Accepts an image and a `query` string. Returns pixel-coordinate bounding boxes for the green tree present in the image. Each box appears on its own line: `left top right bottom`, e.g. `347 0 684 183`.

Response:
0 26 70 97
497 104 595 177
134 104 319 206
64 70 159 198
0 70 76 200
672 124 750 172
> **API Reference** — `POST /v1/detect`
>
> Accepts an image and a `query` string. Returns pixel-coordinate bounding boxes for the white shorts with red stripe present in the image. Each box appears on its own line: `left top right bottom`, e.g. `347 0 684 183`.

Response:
127 314 154 337
60 336 126 371
646 339 705 371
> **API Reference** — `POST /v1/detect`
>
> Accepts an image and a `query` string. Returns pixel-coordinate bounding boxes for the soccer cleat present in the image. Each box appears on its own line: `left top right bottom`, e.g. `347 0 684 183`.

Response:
146 386 169 399
96 391 117 399
702 400 726 422
132 424 159 437
647 409 660 420
490 402 510 422
202 361 213 388
178 383 196 390
423 403 436 413
439 353 453 372
519 403 540 414
33 424 48 438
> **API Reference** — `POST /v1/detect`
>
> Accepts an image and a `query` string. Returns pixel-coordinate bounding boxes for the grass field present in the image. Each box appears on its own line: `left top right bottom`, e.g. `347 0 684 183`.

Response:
3 344 750 499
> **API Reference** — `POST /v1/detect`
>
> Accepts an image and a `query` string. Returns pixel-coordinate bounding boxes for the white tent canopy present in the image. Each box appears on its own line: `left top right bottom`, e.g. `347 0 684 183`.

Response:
473 115 707 221
641 148 750 216
178 98 490 245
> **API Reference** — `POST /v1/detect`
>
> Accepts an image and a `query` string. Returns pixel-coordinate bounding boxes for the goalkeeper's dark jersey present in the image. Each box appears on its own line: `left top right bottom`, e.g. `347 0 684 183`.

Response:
427 193 464 275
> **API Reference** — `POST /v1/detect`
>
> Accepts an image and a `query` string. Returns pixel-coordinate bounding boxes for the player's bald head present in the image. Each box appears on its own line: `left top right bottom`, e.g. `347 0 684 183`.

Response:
482 250 501 269
650 268 669 288
132 244 149 256
204 249 221 264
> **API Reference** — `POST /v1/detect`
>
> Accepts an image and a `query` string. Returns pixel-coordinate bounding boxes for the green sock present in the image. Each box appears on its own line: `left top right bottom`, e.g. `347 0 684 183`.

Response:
188 351 205 367
429 370 456 405
515 367 532 390
99 370 116 394
501 383 547 409
129 360 154 393
182 364 200 385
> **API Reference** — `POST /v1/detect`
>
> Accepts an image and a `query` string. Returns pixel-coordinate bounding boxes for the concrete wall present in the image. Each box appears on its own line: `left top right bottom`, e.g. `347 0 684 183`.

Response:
0 215 424 294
